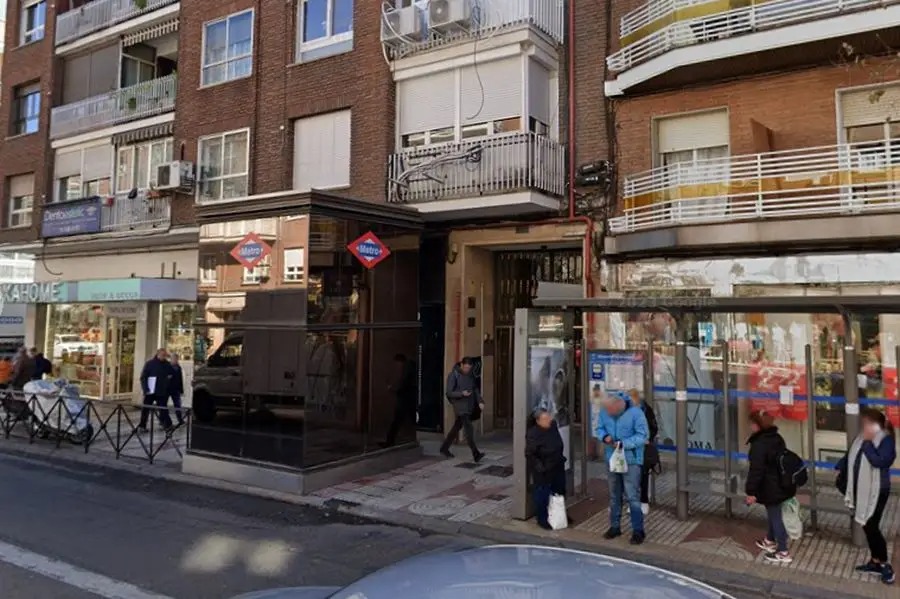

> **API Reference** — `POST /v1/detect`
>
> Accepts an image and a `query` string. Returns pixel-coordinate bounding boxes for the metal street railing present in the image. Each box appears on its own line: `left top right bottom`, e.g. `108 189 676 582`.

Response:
611 138 900 233
609 0 900 72
56 0 179 46
1 390 190 465
387 131 565 204
385 0 564 59
102 190 171 232
50 74 177 139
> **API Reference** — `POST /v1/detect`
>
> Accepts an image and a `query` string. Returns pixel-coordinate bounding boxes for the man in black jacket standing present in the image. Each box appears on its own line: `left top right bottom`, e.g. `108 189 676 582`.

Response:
138 349 174 433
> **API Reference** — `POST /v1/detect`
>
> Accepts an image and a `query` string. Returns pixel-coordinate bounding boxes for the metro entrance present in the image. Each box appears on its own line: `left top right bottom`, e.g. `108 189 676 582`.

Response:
512 295 900 547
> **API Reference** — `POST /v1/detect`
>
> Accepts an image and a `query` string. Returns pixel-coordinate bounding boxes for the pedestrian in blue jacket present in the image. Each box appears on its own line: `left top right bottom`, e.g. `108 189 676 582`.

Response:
596 392 649 545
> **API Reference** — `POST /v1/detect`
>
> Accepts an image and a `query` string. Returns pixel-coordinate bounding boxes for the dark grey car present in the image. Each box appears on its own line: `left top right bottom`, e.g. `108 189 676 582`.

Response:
233 544 734 598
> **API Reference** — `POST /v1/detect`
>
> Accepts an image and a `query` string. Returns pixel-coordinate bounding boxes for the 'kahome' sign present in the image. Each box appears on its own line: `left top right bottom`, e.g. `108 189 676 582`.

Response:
0 282 62 304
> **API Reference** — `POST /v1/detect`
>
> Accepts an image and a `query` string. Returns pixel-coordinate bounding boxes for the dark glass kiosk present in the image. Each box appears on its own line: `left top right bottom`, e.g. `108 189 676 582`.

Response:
183 192 422 493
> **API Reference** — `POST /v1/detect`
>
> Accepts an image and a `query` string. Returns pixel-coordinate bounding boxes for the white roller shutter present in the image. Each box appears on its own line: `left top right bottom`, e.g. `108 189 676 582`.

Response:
528 59 552 126
841 85 900 128
294 110 351 192
54 150 82 179
398 72 456 134
82 144 112 181
9 174 34 198
656 109 729 153
461 57 522 125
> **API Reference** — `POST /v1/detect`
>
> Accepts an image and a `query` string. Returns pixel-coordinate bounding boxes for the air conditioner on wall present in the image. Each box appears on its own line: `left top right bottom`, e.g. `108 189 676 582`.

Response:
156 161 195 191
381 5 426 46
429 0 476 33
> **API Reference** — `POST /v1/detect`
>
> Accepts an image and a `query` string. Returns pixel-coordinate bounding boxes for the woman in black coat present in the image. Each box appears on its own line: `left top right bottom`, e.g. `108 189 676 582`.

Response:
525 409 566 530
628 389 659 514
745 410 795 564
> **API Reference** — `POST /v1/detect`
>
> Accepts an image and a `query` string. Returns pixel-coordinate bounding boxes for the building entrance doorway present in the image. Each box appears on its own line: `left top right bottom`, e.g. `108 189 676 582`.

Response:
104 318 137 399
493 249 582 430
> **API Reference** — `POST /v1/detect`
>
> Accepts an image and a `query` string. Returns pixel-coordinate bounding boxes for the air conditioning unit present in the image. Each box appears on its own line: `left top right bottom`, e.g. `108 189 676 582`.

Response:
156 161 195 191
381 5 426 47
429 0 476 34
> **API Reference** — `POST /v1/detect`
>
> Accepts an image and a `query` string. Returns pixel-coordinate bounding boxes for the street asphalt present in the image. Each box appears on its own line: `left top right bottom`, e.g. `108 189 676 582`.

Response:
0 449 762 599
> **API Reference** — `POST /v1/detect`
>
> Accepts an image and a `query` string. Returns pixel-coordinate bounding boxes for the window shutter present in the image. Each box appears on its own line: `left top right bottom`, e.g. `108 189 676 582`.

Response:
656 110 729 153
398 71 456 134
54 150 82 179
331 110 351 188
82 144 113 181
294 111 351 191
841 85 900 128
9 174 34 198
460 57 522 125
528 59 552 126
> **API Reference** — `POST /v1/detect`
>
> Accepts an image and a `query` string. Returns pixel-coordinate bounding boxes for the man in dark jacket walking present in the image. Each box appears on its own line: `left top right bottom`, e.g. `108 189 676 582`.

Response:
11 347 35 390
439 357 485 462
168 353 185 426
138 349 174 432
30 348 52 381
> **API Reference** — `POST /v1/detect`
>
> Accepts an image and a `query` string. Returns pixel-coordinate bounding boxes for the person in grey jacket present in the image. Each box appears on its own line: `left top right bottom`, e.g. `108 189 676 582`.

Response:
439 357 485 462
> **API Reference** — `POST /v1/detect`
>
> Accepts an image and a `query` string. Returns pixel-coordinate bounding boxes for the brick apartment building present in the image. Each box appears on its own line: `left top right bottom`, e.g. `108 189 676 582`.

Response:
600 0 900 461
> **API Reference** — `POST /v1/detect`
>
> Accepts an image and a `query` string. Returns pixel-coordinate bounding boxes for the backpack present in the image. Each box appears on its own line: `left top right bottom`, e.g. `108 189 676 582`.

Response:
777 448 808 489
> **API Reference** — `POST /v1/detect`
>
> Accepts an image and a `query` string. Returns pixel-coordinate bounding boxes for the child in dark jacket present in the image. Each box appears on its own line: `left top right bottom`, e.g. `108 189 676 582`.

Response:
745 410 796 565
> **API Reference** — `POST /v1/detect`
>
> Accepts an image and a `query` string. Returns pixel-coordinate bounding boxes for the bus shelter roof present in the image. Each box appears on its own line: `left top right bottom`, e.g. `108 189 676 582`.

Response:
532 295 900 314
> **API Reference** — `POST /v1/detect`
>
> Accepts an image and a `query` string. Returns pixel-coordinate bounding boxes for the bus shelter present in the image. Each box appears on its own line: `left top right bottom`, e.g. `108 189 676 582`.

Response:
512 295 900 546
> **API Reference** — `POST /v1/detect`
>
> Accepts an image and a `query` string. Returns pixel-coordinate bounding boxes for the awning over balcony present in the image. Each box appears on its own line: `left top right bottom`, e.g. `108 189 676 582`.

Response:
122 17 179 46
111 121 174 146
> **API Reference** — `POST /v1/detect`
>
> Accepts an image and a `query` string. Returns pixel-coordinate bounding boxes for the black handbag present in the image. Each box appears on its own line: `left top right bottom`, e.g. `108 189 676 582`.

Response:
644 443 662 474
470 402 482 422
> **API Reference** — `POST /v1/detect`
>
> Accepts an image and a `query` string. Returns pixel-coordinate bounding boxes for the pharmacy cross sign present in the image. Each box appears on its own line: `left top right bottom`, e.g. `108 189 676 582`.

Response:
230 232 272 269
347 231 391 269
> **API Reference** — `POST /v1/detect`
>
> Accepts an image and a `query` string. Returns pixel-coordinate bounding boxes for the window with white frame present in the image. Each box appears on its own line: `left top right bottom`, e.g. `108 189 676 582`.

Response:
293 111 351 191
54 145 113 203
283 248 304 282
21 0 46 45
200 255 217 285
198 130 250 201
7 174 34 229
298 0 353 54
116 138 174 192
202 10 254 86
242 255 269 285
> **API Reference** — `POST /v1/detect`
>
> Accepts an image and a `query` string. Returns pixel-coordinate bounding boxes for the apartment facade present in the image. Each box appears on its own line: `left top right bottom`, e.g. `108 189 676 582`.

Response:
603 0 900 458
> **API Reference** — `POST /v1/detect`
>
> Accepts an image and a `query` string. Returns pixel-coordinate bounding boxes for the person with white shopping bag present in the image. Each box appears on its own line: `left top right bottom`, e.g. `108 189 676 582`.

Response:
525 409 567 530
595 393 649 545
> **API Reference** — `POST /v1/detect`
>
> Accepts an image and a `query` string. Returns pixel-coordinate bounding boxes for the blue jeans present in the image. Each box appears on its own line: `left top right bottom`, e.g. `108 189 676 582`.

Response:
766 503 788 552
608 467 644 534
532 467 567 527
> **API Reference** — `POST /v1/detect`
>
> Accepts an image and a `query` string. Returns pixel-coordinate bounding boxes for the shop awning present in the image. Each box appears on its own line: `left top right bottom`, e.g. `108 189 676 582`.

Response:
532 295 900 314
111 122 174 147
9 278 197 305
205 294 246 312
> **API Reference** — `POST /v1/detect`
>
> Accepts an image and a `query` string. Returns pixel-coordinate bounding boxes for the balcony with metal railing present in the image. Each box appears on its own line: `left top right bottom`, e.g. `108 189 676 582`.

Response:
386 131 565 212
56 0 179 46
608 0 900 93
102 191 170 232
382 0 564 60
50 74 176 139
610 138 900 236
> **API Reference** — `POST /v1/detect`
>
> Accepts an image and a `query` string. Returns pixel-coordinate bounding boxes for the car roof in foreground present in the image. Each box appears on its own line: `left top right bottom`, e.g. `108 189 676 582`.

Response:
233 544 735 599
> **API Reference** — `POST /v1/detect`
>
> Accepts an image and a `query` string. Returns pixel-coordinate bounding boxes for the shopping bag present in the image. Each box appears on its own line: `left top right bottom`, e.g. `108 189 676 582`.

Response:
609 444 629 474
782 497 803 540
548 494 568 531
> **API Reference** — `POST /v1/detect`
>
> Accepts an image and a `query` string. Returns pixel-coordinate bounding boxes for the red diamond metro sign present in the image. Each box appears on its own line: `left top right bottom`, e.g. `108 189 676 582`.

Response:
230 232 272 269
347 231 391 269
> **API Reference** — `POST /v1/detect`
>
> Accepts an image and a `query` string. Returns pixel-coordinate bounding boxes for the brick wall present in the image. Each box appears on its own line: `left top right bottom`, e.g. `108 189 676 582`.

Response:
0 0 57 244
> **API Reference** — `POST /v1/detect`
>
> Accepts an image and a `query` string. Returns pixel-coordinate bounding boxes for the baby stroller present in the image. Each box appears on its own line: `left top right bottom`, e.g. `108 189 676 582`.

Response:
18 379 94 445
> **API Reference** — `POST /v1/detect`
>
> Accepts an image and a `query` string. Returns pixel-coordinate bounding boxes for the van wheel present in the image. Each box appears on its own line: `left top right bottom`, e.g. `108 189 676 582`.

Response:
193 392 216 423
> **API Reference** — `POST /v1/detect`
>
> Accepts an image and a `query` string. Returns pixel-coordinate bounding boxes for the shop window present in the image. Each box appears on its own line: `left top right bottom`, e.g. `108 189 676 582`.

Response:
198 129 250 201
161 304 196 362
7 174 34 229
21 0 46 45
116 138 174 192
45 305 104 399
284 248 304 282
202 10 254 87
12 82 41 136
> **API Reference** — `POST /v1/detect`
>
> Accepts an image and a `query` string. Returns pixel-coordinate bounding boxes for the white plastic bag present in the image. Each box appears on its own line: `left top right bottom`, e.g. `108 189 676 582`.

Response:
548 494 568 530
782 497 803 540
609 444 629 474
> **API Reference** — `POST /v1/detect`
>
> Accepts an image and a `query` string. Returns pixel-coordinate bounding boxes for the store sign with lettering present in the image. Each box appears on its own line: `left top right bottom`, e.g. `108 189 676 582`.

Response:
347 231 391 269
76 280 142 302
0 282 62 304
41 198 102 238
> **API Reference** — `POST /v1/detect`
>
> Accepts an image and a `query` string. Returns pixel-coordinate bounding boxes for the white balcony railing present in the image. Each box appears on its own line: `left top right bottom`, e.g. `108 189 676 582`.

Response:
101 190 170 232
387 131 565 204
50 74 177 139
385 0 564 59
610 138 900 233
201 219 278 241
56 0 179 46
609 0 900 73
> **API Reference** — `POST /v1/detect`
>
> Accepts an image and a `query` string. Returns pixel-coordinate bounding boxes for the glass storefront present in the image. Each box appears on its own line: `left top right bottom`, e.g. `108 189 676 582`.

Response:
189 202 422 471
45 304 105 398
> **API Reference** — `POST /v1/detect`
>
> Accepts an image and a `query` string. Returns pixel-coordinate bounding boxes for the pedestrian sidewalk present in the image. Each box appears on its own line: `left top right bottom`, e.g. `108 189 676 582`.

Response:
1 431 895 599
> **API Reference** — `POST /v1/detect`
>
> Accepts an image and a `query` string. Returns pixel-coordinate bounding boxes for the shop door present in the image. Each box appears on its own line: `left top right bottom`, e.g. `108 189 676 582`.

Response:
105 318 137 399
493 249 583 430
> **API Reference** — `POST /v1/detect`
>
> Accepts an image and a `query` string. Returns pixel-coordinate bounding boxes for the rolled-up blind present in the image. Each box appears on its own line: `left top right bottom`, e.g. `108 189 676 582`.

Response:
398 71 456 135
82 144 112 181
9 174 34 198
54 150 82 179
841 85 900 128
657 109 729 153
461 57 522 125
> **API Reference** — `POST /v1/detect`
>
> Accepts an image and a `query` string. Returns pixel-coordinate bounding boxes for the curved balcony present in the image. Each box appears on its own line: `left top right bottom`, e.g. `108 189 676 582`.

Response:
611 138 900 234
